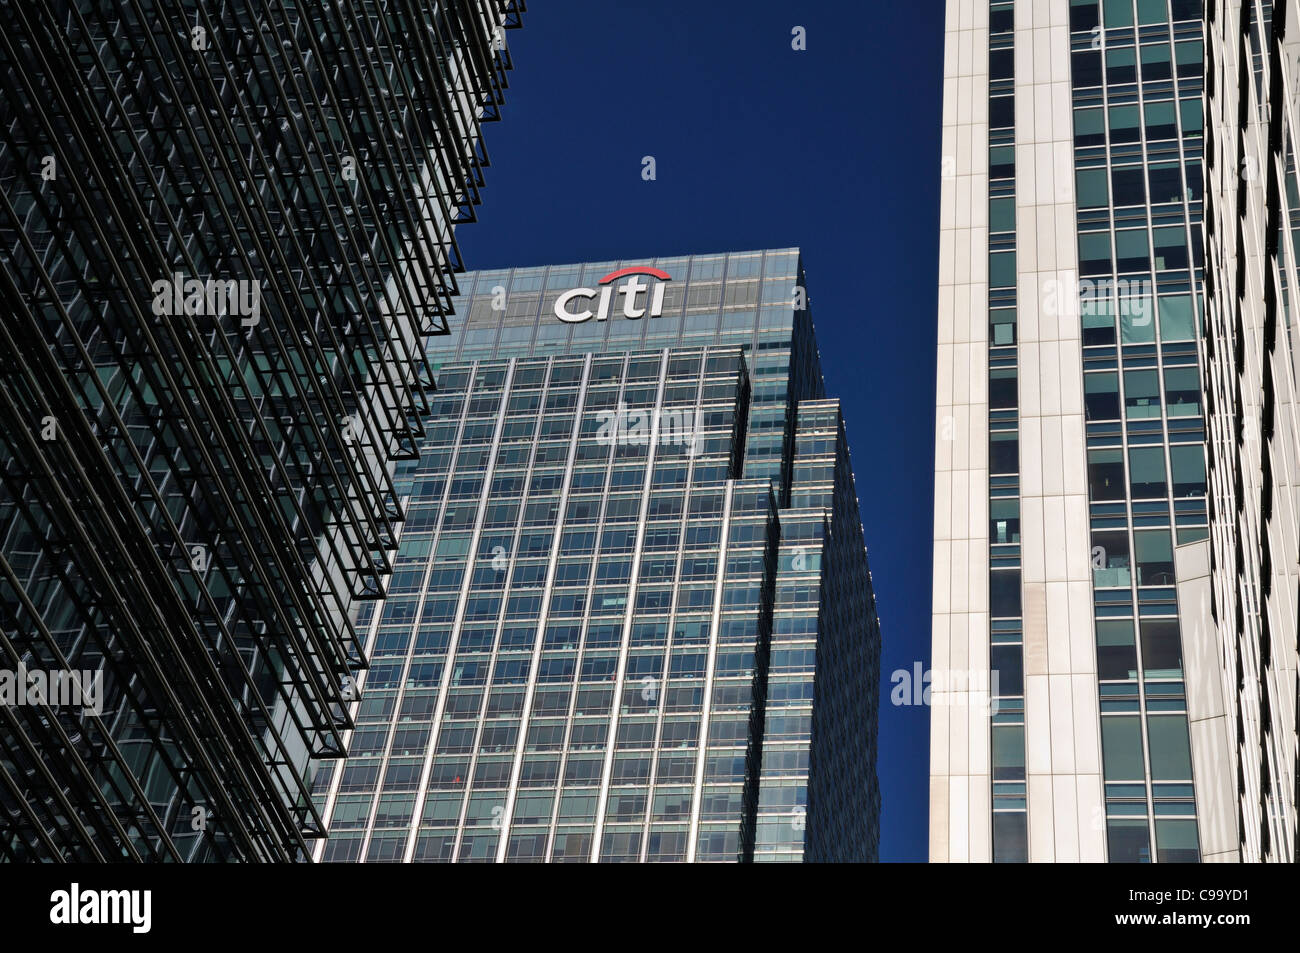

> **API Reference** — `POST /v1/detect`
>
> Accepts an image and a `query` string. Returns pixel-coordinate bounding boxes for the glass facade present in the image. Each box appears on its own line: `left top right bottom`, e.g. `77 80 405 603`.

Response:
0 0 522 861
1069 0 1206 863
312 249 882 862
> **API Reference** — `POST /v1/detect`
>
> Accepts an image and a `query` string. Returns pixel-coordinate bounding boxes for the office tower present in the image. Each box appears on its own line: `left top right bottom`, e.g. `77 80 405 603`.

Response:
0 0 522 861
932 0 1235 862
1199 0 1298 862
310 248 881 863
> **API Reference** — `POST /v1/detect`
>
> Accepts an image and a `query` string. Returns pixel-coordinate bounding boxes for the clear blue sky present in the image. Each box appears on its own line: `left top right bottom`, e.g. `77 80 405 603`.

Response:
457 0 944 862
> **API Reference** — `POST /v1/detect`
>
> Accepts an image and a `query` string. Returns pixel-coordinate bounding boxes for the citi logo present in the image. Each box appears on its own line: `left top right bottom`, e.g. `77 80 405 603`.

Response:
553 266 671 323
50 883 151 934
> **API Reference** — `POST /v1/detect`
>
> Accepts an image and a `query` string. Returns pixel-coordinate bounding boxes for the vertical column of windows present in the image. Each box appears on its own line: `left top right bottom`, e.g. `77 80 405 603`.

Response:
987 0 1029 863
1072 0 1206 862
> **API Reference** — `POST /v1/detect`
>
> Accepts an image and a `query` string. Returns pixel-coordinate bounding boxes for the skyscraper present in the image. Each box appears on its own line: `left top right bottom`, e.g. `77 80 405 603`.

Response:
310 248 882 863
932 0 1233 862
0 0 522 861
1198 0 1298 863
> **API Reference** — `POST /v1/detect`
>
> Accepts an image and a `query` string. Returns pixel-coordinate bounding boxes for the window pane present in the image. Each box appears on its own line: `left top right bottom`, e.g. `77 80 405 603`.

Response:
990 197 1016 232
990 570 1022 618
1085 372 1120 420
1158 295 1196 341
1140 42 1172 81
991 644 1024 696
1104 0 1135 28
993 812 1028 863
1144 100 1177 141
990 251 1016 289
1109 104 1141 143
992 724 1026 781
1153 226 1188 270
1140 620 1183 678
1108 818 1152 863
1148 715 1193 779
1134 530 1174 585
1169 444 1205 496
1077 167 1109 208
1148 163 1183 204
1128 446 1167 498
1115 229 1149 271
1092 530 1132 588
1097 620 1138 680
1155 819 1200 862
1089 449 1126 500
1124 368 1161 417
1102 715 1145 780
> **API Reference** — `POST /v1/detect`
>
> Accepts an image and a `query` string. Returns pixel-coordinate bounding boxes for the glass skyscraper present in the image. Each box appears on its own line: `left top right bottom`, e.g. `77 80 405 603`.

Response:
310 248 882 862
0 0 522 861
932 0 1235 862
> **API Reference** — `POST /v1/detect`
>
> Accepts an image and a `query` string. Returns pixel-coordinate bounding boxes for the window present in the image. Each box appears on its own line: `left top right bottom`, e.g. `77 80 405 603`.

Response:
1144 100 1178 141
989 197 1016 232
1082 296 1116 345
1109 104 1141 143
1115 229 1149 271
1097 620 1138 680
990 570 1022 618
989 251 1016 289
990 95 1015 130
1079 231 1111 275
990 368 1018 409
1159 296 1196 342
1106 46 1136 84
1140 42 1172 81
1148 163 1183 205
1102 715 1145 781
990 308 1017 345
1140 620 1183 678
991 644 1023 696
1147 715 1193 780
990 47 1015 82
1088 449 1126 500
1092 531 1132 589
1124 369 1161 418
1085 372 1120 420
1137 0 1167 24
1103 0 1134 27
990 498 1020 544
1077 167 1109 208
1153 226 1188 270
1111 166 1146 206
1128 447 1167 498
990 145 1015 179
1108 819 1151 863
1073 49 1102 87
1155 819 1200 862
992 724 1026 781
1175 40 1201 79
1074 107 1105 147
1169 444 1205 496
992 812 1028 863
990 432 1019 474
1134 530 1174 586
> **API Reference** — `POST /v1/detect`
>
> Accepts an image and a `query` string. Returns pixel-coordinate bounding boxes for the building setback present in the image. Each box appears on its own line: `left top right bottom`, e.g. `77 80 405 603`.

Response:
932 0 1231 862
1198 0 1298 862
311 249 882 862
0 0 522 861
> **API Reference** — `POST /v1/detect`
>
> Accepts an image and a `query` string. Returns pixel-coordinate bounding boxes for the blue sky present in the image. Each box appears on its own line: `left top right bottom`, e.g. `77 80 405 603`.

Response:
456 0 944 862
